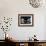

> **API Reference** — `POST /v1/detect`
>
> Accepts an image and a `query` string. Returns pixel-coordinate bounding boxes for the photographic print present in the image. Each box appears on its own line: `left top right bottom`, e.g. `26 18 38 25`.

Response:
18 14 34 26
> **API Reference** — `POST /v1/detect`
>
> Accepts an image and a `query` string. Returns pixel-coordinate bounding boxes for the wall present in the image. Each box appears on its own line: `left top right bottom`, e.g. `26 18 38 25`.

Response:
0 0 46 40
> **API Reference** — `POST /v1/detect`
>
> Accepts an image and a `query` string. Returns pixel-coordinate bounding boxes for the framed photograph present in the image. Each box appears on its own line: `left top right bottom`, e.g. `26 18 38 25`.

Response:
18 14 34 26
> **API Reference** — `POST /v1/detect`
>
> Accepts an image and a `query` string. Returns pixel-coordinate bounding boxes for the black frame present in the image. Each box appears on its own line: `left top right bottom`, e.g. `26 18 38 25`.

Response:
18 14 34 27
